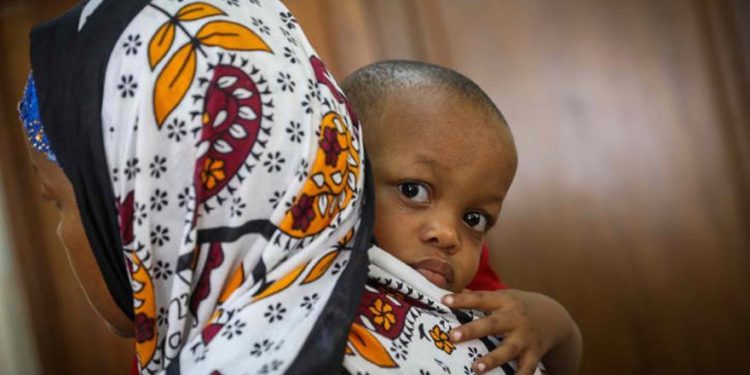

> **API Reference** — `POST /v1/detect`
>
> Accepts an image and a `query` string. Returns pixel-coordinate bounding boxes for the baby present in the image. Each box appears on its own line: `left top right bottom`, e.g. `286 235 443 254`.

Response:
342 61 581 374
344 61 517 293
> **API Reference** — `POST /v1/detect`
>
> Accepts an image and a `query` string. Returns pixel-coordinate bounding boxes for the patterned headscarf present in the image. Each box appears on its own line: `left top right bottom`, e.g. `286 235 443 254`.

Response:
25 0 371 373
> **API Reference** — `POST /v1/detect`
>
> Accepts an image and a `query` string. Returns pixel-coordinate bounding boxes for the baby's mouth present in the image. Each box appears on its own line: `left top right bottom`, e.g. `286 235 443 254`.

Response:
412 258 455 289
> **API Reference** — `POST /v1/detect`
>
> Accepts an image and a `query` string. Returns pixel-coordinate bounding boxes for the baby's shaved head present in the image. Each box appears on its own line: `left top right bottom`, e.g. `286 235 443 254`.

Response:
342 60 508 130
341 60 516 176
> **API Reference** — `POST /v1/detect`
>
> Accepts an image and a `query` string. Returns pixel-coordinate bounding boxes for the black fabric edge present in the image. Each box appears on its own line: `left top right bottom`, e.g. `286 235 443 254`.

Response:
285 155 375 375
197 219 278 243
30 0 151 321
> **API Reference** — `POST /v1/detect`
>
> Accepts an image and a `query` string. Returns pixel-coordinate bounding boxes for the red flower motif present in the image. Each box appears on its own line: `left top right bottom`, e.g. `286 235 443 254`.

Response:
319 127 343 166
291 194 316 232
134 312 155 343
190 244 225 317
116 191 135 245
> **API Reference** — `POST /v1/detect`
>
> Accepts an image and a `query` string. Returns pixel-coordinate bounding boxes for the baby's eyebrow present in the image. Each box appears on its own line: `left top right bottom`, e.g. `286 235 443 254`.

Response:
411 155 444 178
471 191 507 207
412 154 434 165
412 154 445 169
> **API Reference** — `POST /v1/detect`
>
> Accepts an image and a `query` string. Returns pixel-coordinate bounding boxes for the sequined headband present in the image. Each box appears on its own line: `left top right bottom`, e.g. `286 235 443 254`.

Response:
18 73 57 163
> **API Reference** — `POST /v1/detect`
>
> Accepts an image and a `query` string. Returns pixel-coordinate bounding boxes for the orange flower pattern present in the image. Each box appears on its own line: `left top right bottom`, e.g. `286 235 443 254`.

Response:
368 298 396 331
430 325 456 355
279 111 361 238
200 157 226 190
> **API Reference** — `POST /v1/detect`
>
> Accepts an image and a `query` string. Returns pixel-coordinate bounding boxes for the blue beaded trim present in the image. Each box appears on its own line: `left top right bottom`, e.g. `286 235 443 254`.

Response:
19 73 57 163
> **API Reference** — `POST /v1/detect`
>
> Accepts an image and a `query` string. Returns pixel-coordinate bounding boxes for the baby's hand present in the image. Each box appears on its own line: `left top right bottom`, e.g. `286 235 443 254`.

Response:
443 290 542 375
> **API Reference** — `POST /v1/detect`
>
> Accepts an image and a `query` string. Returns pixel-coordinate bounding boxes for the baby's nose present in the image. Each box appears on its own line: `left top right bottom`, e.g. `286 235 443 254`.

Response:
420 221 459 253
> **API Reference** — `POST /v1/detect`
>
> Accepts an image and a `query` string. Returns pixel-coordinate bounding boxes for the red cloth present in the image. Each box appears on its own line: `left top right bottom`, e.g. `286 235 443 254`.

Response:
466 244 507 291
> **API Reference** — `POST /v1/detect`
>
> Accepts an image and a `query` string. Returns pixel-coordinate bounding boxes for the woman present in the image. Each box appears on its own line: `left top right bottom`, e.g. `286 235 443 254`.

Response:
24 0 370 372
19 1 577 374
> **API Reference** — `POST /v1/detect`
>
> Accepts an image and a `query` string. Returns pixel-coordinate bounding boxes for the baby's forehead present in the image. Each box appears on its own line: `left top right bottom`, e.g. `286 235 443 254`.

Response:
372 87 509 139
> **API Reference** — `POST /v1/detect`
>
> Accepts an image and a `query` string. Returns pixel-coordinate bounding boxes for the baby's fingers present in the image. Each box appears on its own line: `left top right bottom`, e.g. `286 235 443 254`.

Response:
450 312 516 343
444 290 512 311
472 341 522 374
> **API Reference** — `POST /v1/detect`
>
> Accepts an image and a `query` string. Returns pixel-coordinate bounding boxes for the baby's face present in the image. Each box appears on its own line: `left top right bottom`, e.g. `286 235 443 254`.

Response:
366 89 517 292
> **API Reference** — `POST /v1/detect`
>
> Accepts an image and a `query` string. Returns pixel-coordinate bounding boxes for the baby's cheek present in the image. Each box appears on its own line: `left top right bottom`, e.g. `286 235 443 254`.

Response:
454 249 483 291
373 204 411 249
453 269 474 292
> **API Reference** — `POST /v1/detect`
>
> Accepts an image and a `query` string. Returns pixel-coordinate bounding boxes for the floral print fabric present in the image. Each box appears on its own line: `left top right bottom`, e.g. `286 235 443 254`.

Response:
98 1 365 373
342 247 543 375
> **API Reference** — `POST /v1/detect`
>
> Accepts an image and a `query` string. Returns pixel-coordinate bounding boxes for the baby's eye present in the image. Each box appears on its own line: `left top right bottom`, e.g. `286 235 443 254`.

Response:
463 212 489 232
398 182 429 203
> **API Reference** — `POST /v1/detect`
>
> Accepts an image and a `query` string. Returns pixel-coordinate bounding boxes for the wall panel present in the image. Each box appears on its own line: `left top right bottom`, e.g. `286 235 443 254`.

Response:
420 1 750 373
